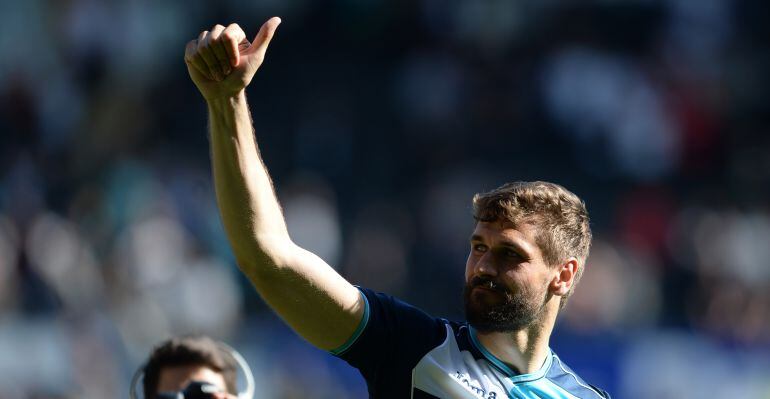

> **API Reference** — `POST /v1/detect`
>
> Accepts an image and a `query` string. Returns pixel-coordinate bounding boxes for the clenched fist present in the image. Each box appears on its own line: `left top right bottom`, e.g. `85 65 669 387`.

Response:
184 17 281 101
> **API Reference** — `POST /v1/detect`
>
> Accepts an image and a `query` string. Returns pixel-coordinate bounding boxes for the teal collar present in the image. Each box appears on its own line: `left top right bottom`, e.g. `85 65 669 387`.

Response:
468 326 552 383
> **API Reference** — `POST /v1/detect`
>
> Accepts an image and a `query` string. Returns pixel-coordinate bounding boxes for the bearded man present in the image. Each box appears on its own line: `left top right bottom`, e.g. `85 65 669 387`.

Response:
183 16 610 399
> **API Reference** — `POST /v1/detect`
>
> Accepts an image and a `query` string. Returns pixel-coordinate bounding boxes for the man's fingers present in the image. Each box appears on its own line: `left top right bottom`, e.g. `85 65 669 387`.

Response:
184 18 279 92
246 16 281 61
184 39 213 80
222 23 246 67
208 24 232 75
197 30 224 81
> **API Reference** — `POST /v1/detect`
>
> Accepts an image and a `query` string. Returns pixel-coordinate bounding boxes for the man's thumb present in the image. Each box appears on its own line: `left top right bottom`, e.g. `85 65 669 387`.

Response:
246 17 281 59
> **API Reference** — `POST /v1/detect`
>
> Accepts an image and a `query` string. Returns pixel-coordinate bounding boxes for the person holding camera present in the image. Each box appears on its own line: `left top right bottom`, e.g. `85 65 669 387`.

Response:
132 335 253 399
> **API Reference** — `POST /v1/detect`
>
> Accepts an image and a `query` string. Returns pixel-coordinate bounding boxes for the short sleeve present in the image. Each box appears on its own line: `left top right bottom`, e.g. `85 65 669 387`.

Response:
332 287 447 393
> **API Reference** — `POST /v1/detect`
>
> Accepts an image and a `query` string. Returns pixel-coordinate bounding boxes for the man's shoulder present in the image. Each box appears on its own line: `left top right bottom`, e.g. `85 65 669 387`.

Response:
345 287 451 354
543 352 611 399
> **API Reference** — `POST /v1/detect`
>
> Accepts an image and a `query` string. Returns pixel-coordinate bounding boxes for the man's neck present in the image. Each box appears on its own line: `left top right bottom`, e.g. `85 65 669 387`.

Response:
474 311 556 374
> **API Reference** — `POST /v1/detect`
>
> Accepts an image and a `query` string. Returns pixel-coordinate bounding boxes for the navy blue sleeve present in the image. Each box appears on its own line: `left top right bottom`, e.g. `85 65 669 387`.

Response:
332 288 447 390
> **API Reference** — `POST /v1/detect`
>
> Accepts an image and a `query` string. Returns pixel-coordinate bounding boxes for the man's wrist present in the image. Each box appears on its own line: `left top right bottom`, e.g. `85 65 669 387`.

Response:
206 90 247 113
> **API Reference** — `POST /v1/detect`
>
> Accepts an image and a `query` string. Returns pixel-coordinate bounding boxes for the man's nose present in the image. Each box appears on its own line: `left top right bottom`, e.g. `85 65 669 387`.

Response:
474 251 498 277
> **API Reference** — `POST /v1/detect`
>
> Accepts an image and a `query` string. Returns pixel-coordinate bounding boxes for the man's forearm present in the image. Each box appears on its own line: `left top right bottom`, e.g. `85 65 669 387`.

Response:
207 91 290 272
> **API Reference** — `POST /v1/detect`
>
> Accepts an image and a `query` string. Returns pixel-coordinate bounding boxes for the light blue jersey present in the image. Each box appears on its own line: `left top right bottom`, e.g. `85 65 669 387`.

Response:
333 288 610 399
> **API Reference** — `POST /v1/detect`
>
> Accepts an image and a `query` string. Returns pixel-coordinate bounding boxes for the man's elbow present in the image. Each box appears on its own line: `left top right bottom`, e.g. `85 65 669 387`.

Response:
232 234 294 279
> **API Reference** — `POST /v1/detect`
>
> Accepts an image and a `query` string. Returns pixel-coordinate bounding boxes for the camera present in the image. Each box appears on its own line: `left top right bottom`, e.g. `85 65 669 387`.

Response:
155 381 223 399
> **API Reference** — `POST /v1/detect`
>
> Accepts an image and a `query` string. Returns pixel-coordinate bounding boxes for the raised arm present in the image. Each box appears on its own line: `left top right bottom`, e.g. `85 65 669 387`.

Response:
184 18 364 351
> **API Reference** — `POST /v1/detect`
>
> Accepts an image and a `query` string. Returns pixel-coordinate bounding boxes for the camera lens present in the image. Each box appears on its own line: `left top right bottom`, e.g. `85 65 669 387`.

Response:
181 381 222 399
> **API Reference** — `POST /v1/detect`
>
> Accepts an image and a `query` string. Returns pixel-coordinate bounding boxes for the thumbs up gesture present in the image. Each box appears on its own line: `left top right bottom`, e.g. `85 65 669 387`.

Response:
185 17 281 101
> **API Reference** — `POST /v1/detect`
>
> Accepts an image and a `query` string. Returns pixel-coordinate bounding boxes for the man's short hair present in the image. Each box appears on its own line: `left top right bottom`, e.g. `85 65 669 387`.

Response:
472 181 592 307
142 335 238 398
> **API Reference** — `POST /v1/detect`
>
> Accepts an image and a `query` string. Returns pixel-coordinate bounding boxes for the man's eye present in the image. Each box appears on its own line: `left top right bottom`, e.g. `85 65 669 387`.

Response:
473 244 487 252
504 249 521 259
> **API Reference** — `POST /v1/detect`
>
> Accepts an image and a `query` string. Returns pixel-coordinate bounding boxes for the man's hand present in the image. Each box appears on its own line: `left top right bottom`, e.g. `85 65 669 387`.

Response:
185 17 281 101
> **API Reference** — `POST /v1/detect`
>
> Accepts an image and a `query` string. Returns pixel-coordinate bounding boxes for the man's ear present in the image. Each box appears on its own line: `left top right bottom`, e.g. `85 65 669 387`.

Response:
550 257 578 296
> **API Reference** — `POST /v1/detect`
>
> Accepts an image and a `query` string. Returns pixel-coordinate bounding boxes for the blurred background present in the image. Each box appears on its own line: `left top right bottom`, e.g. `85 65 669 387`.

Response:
1 0 769 397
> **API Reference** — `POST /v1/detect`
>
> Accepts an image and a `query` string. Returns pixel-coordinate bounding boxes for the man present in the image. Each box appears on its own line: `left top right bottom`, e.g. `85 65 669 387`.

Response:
139 335 238 399
184 17 610 398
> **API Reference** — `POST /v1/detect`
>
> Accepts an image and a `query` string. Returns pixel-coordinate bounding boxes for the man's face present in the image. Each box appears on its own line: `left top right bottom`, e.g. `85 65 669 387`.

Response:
156 364 233 399
464 219 554 333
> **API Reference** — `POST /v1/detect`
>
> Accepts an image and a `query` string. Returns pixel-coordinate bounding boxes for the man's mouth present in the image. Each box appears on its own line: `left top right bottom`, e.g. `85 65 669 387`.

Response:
471 280 507 295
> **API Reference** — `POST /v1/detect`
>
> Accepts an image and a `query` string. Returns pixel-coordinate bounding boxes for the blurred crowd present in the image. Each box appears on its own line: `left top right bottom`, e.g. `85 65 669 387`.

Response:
1 0 769 398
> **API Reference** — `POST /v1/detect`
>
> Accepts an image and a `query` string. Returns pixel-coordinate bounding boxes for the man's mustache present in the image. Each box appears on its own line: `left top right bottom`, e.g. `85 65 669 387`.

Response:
468 276 509 295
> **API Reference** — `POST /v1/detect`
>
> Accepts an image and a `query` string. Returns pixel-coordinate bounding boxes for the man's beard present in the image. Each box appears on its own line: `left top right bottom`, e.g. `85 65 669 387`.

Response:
463 276 548 333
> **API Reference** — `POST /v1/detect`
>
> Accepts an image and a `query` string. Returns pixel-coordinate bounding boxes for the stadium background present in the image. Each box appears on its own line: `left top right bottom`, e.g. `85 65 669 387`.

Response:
1 0 769 398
